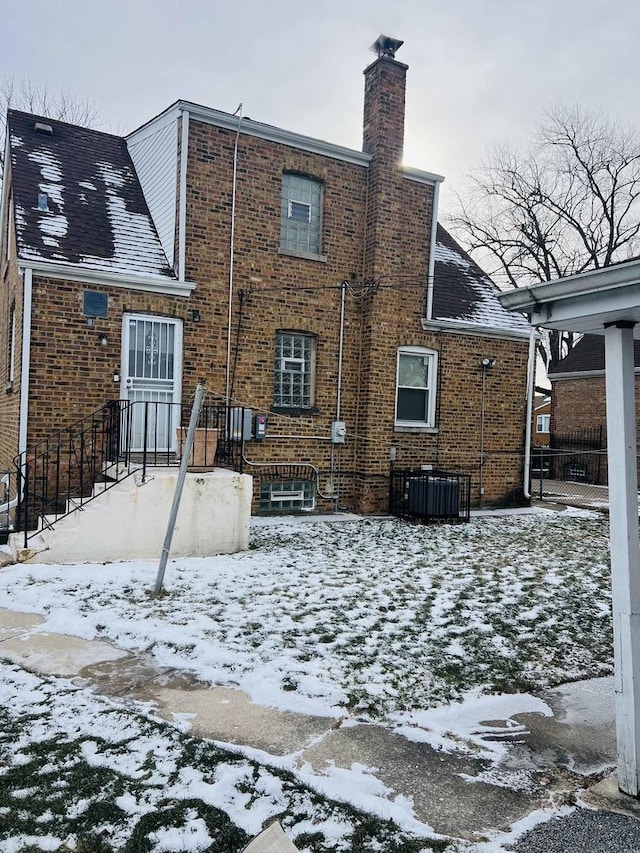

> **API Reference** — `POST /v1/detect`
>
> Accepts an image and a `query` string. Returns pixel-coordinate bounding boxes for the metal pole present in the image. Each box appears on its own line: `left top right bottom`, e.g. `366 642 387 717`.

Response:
479 366 486 508
153 381 205 596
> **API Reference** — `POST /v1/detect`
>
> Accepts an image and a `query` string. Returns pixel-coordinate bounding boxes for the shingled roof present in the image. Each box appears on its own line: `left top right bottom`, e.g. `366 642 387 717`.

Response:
548 333 640 376
7 110 174 279
431 224 530 336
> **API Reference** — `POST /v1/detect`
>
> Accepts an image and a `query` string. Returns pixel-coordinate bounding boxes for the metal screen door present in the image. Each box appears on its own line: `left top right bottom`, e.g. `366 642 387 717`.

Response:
121 315 183 452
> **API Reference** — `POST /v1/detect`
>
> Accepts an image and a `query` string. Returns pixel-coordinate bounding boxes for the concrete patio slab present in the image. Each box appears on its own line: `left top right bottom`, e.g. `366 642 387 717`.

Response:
154 685 337 755
0 632 127 676
298 722 566 840
0 609 44 639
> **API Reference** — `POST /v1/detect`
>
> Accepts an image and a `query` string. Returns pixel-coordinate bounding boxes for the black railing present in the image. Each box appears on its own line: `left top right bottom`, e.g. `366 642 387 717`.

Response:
12 400 246 546
389 468 471 523
0 468 13 544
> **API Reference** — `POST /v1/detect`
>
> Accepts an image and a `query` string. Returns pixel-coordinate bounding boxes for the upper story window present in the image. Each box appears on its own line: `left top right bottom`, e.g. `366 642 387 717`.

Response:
280 173 323 256
395 347 438 428
274 331 316 409
536 413 550 433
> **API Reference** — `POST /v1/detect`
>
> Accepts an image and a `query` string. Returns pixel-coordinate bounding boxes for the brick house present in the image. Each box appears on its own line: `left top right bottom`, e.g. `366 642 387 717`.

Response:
532 394 551 447
548 333 640 486
0 37 531 519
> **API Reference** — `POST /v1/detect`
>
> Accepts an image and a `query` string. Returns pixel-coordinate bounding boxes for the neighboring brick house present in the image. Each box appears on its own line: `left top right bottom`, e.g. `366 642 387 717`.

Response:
547 334 640 484
548 334 640 441
0 37 531 516
532 394 551 446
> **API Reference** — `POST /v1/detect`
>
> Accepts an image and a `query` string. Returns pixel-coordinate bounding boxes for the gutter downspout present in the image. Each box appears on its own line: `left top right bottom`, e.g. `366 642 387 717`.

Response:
522 325 537 499
177 109 190 282
225 104 243 405
8 266 34 528
425 179 442 320
18 267 33 458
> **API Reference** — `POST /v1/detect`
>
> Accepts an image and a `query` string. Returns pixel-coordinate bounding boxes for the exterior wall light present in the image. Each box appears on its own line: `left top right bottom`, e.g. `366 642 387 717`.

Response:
98 333 108 347
480 357 497 368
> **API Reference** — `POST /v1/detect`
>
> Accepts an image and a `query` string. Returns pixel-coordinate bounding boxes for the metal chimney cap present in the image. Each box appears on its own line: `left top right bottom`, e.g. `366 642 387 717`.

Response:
370 35 404 59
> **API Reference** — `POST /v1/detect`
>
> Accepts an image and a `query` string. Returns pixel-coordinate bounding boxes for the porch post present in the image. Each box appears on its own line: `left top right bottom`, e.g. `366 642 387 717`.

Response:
604 321 640 796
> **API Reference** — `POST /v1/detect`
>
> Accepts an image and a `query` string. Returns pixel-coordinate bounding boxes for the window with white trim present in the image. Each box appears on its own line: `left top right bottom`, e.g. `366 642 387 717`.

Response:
280 173 323 255
260 479 315 512
395 347 437 427
536 414 550 433
274 331 315 409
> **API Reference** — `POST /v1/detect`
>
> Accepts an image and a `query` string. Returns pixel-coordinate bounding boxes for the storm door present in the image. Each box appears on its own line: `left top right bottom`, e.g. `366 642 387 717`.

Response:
121 315 183 452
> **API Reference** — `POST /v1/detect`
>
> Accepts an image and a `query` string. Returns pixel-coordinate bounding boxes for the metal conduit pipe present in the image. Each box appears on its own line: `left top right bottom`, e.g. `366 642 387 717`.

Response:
225 104 243 405
522 326 537 499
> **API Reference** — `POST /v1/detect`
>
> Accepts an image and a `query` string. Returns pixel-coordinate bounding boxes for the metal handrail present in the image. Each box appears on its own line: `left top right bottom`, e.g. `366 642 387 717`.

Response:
12 400 245 546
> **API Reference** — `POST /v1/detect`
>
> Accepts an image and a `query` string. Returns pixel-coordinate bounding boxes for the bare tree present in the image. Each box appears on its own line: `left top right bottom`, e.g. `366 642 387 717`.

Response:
1 76 101 179
449 105 640 369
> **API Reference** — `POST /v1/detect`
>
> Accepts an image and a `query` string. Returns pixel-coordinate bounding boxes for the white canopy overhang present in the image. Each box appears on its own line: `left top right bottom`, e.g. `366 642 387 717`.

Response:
499 261 640 799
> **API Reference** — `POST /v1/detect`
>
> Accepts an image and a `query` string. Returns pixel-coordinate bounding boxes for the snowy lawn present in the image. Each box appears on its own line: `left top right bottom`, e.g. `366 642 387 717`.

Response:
0 509 613 851
0 510 612 722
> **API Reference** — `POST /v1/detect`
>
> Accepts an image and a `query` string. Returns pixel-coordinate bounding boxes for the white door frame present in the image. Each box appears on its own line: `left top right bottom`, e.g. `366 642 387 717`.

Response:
120 313 183 452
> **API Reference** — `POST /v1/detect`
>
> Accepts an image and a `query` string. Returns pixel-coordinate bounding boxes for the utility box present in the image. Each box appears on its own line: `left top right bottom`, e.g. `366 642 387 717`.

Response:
229 408 253 442
254 414 267 440
331 420 347 444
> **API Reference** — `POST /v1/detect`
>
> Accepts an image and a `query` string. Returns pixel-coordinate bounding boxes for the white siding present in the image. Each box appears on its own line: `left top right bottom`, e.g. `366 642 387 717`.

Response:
127 113 179 268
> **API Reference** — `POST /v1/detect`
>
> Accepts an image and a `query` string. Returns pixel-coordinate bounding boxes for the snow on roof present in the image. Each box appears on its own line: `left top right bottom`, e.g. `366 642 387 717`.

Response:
7 110 175 279
432 225 531 335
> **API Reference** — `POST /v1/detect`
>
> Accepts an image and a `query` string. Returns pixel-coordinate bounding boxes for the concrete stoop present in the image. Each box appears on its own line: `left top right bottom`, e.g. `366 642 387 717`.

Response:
0 607 633 845
9 467 252 564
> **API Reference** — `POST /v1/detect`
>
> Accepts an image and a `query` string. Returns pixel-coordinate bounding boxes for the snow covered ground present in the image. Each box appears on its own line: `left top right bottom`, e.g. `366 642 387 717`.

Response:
0 508 613 851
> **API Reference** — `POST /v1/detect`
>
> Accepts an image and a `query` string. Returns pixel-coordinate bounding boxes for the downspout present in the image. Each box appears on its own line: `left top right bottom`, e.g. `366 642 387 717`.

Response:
18 267 33 457
7 266 34 523
225 104 243 405
522 325 537 499
425 179 441 320
177 109 190 282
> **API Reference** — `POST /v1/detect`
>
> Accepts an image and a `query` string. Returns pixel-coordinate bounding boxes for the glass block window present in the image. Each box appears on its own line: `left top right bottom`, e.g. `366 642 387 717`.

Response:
395 347 437 426
260 480 315 512
281 173 323 255
274 332 315 408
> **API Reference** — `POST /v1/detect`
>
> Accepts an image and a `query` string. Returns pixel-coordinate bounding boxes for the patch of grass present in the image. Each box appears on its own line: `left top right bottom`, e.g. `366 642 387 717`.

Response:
0 687 449 853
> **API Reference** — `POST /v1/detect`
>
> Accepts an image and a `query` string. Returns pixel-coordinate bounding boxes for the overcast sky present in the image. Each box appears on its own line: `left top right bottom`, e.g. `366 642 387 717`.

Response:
3 0 638 211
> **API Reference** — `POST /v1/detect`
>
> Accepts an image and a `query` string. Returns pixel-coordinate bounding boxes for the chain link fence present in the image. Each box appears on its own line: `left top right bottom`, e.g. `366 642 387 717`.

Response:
530 447 611 509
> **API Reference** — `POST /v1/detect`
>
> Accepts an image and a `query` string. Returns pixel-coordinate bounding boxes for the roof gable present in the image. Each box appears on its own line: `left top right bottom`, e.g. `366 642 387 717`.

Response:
549 333 640 376
431 224 530 336
7 110 174 279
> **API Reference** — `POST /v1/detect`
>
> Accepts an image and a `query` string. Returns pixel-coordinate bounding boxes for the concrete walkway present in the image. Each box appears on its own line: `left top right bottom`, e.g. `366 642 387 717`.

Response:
1 606 639 848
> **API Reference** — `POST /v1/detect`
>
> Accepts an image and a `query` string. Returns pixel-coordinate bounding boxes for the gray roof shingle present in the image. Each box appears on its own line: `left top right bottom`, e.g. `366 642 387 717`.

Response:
8 110 174 279
548 334 640 375
432 224 531 335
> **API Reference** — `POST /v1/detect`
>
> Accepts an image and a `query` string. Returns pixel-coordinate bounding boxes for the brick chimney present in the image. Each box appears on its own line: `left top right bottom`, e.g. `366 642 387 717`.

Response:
362 35 408 167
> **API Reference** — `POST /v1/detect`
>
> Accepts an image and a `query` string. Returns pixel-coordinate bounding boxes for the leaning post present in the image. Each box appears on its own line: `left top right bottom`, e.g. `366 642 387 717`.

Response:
153 381 206 597
604 322 640 796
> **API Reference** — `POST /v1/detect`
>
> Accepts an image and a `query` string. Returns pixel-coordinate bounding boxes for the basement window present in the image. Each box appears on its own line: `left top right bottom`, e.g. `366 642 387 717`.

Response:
260 480 315 512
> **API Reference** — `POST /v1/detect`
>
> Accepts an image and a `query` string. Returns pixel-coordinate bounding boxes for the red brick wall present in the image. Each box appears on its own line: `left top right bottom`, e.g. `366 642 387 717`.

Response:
26 278 188 449
4 60 530 514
